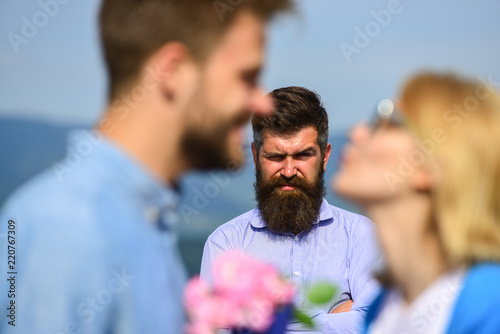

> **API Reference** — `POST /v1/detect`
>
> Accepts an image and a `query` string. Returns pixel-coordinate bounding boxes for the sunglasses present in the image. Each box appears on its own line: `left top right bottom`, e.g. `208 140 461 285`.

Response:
371 99 406 131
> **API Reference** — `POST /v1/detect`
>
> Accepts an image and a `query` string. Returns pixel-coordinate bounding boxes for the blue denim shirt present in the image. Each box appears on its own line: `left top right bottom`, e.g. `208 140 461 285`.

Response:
0 130 187 334
201 200 382 334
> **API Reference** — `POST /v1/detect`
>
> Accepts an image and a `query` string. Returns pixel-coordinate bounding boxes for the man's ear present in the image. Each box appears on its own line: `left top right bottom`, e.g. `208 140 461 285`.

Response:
147 42 195 101
322 143 332 171
251 142 258 169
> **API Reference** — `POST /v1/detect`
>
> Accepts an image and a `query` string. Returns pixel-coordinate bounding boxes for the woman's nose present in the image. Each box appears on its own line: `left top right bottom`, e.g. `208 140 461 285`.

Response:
349 122 372 144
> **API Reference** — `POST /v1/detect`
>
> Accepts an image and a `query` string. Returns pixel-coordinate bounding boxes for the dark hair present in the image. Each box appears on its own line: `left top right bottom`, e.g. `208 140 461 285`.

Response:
252 86 329 154
99 0 293 100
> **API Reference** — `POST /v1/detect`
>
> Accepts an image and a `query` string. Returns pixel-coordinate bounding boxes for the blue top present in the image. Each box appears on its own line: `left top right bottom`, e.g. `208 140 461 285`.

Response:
363 263 500 334
0 130 187 334
201 199 382 333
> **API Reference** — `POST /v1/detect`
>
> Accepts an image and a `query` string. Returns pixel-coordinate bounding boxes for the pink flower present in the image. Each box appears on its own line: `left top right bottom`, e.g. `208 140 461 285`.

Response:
184 251 295 334
263 275 295 305
241 296 275 331
184 276 210 311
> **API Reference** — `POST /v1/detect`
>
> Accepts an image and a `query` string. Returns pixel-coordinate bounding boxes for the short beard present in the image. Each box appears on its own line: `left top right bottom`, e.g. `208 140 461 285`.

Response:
254 160 326 236
181 120 233 170
180 90 250 170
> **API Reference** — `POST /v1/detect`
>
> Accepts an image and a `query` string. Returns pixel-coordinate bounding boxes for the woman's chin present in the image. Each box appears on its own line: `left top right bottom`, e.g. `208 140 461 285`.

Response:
331 174 365 203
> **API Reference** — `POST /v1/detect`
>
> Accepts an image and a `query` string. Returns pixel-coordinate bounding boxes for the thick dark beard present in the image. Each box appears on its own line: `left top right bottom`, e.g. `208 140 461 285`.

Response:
254 161 326 236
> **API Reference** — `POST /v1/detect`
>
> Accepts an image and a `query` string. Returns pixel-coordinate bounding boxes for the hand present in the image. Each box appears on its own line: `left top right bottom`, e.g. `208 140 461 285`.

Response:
329 299 354 314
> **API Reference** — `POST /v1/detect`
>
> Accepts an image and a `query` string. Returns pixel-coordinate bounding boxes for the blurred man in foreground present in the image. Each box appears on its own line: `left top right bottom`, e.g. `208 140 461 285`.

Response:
201 86 382 333
0 0 292 333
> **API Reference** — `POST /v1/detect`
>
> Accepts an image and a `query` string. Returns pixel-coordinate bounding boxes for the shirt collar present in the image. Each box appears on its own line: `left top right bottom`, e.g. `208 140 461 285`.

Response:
249 197 333 229
68 129 179 230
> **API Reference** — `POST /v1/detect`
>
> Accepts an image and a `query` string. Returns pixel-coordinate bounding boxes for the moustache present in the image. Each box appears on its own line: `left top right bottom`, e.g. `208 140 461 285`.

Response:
263 175 310 192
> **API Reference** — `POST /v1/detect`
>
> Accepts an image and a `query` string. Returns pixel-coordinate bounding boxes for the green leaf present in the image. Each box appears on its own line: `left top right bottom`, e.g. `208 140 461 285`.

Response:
293 308 315 329
307 282 338 305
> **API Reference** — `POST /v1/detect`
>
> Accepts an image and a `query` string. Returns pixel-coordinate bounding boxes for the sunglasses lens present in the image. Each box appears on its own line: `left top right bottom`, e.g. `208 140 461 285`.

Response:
377 99 395 119
371 99 405 132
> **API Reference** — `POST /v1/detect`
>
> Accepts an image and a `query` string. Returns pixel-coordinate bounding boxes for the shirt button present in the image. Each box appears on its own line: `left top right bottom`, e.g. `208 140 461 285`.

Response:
294 236 299 241
294 271 300 277
144 206 160 223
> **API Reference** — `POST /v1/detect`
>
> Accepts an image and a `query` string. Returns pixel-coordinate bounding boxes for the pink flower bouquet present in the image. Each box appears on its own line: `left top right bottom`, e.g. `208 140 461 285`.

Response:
184 251 295 334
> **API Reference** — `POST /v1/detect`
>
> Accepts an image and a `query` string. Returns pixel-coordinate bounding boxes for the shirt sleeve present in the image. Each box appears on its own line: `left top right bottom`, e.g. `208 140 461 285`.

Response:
200 227 234 285
293 216 383 334
348 216 383 312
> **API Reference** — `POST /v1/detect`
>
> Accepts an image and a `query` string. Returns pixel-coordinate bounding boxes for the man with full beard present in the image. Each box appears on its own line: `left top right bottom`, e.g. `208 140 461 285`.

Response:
0 1 293 334
201 86 382 333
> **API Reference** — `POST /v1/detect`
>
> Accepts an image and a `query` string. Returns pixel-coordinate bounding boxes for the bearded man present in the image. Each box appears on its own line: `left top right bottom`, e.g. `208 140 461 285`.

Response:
0 1 292 333
200 86 382 333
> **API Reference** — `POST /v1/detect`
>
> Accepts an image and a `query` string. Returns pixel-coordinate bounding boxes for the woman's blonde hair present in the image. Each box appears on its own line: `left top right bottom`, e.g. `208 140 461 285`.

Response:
400 72 500 265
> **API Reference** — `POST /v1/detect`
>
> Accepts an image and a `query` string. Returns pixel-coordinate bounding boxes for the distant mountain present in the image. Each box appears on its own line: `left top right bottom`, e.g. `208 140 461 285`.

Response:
0 117 360 275
0 118 84 204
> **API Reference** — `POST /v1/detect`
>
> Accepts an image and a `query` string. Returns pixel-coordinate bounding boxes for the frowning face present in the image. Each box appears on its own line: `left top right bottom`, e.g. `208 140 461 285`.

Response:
252 126 331 235
253 126 331 187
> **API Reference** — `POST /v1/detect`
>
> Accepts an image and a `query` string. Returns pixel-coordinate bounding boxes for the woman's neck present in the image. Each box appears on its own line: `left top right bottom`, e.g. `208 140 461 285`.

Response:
366 194 449 304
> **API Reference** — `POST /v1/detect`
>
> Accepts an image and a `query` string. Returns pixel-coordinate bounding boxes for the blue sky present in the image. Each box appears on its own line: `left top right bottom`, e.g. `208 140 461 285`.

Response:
1 0 499 133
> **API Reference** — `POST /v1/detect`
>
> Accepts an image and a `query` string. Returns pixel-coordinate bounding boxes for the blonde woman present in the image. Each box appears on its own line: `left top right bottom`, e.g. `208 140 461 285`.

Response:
333 72 500 333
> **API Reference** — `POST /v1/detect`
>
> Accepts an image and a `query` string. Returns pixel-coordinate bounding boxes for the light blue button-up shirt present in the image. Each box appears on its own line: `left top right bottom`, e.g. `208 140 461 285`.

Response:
201 199 382 333
0 130 187 334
